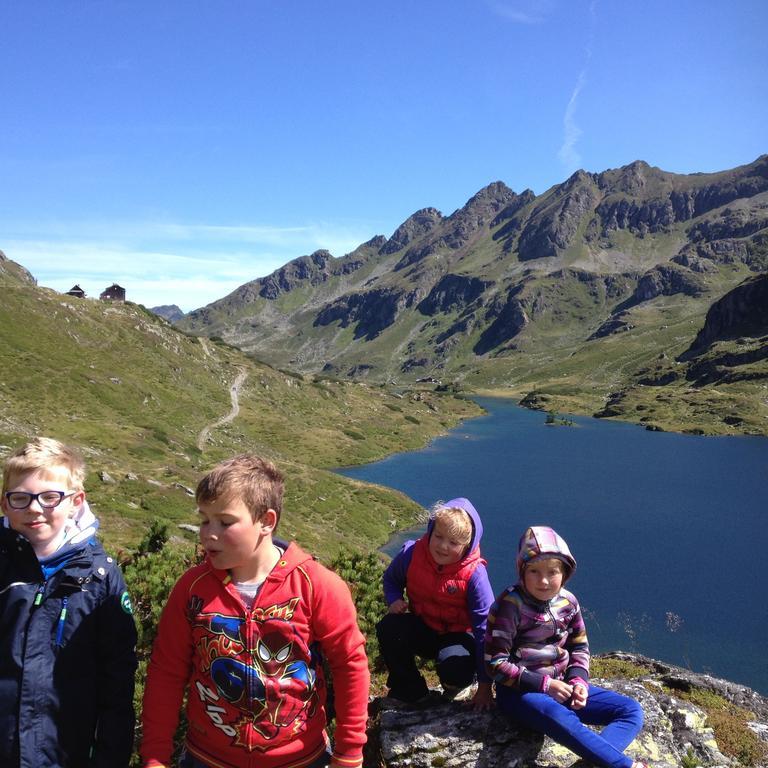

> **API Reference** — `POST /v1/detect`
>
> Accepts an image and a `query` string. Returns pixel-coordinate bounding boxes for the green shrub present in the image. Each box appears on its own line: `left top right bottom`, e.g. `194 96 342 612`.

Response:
123 534 197 766
330 548 387 666
674 688 766 766
591 657 651 679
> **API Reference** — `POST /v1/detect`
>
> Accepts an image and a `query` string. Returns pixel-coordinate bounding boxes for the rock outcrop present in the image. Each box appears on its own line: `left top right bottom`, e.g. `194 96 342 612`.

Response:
474 285 529 354
630 264 707 304
314 287 415 340
518 171 600 261
595 155 768 238
684 273 768 353
0 250 36 285
588 310 635 340
417 274 492 316
258 249 337 299
382 208 444 256
369 653 768 768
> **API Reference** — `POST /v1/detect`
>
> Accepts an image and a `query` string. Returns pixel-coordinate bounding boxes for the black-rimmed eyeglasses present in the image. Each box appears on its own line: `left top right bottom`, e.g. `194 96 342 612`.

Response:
3 491 77 510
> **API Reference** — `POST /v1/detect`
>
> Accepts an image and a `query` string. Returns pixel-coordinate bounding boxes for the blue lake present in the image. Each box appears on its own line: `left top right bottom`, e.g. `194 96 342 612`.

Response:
338 397 768 694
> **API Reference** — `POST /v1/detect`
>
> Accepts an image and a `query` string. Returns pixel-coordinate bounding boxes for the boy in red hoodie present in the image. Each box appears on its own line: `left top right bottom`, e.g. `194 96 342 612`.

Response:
141 454 369 768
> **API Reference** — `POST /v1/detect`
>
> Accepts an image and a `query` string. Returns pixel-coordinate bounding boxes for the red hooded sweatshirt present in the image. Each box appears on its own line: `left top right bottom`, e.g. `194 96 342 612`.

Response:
141 541 369 768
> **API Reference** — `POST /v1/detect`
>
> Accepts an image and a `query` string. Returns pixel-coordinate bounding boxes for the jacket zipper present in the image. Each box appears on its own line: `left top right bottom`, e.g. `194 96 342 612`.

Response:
32 582 46 607
55 597 69 646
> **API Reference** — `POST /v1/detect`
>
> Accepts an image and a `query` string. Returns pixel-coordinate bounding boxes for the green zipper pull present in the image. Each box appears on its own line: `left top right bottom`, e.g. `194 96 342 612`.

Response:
33 583 46 607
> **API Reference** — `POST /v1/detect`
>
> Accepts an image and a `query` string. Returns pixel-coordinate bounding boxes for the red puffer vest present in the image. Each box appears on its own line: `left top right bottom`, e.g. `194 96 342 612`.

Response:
406 535 482 633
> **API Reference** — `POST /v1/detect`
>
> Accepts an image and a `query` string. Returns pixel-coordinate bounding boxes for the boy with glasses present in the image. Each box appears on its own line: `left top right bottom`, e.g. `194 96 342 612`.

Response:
0 437 137 768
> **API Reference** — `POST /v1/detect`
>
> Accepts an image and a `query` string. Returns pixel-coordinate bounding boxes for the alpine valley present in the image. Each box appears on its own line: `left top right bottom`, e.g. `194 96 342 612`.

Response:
0 250 480 554
181 155 768 435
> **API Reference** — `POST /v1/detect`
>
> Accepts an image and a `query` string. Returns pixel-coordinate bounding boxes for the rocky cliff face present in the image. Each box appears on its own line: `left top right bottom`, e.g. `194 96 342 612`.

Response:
684 273 768 353
631 263 707 304
595 156 768 238
369 653 768 768
517 171 601 260
314 287 419 341
417 274 492 316
382 208 444 256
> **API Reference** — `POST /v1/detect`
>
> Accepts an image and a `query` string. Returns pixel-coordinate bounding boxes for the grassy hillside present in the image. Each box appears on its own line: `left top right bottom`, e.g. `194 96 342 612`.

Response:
0 270 481 556
466 273 768 435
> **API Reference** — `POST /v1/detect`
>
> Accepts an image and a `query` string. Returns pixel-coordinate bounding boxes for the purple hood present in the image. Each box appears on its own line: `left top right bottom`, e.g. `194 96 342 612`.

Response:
427 497 483 553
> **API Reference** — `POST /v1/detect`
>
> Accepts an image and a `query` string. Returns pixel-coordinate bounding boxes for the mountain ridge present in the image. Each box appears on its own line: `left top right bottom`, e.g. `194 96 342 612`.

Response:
181 155 768 435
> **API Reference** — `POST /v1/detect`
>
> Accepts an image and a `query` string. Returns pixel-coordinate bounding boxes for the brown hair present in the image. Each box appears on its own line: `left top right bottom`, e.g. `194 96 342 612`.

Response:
431 505 473 547
196 454 284 526
524 556 570 579
2 437 86 493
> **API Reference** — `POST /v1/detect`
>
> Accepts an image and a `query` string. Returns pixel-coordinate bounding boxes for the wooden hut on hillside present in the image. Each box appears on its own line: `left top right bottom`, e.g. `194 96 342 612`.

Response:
65 284 86 298
100 283 126 302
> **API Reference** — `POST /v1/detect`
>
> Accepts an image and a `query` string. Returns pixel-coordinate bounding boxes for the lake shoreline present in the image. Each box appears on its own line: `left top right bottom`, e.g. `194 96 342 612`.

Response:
338 396 768 695
470 385 768 438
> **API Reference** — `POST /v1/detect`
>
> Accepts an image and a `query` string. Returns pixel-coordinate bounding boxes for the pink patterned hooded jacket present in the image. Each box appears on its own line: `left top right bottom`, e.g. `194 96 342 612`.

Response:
484 526 590 693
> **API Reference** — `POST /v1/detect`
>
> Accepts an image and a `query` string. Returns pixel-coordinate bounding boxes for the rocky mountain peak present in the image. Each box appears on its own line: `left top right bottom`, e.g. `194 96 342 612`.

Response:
612 160 652 194
562 168 597 190
380 207 443 255
436 181 523 251
461 180 517 209
149 304 185 323
308 249 333 267
361 234 388 250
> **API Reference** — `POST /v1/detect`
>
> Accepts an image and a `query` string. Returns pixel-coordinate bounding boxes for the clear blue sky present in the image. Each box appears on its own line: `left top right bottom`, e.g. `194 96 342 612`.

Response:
1 0 766 311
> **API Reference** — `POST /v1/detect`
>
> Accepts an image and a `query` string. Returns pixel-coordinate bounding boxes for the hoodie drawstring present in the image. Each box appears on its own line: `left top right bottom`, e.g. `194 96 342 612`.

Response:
31 583 68 646
55 597 68 647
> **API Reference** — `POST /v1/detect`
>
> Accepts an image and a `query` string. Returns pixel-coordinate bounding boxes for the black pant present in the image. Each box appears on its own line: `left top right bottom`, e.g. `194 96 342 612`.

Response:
376 612 476 702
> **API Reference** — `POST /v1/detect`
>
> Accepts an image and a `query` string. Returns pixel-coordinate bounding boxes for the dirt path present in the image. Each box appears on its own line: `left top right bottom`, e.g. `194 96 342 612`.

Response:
197 368 249 451
199 337 213 357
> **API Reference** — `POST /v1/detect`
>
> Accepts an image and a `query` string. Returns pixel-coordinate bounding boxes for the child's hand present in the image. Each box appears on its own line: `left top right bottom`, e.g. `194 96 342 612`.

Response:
471 682 494 711
570 683 588 709
387 599 408 614
546 679 573 703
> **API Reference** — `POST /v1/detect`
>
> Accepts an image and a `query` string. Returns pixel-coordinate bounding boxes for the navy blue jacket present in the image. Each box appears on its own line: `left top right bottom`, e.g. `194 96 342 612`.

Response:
0 523 137 768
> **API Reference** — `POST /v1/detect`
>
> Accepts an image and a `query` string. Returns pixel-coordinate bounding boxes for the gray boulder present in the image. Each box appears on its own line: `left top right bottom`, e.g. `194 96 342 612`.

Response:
369 653 768 767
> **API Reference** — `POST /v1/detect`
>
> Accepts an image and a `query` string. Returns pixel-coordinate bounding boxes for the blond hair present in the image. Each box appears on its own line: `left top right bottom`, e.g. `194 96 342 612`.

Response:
196 454 284 526
431 504 473 547
2 437 86 493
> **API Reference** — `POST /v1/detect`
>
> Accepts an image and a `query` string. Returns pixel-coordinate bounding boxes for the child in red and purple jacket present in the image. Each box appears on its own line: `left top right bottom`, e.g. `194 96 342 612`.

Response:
377 497 494 709
485 526 648 768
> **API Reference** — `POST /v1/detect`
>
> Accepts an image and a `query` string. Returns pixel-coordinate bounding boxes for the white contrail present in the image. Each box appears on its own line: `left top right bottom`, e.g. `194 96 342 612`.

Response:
558 69 587 171
558 1 597 173
486 0 555 24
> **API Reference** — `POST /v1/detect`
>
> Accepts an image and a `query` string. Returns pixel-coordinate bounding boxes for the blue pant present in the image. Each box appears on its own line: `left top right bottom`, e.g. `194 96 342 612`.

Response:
496 683 643 768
